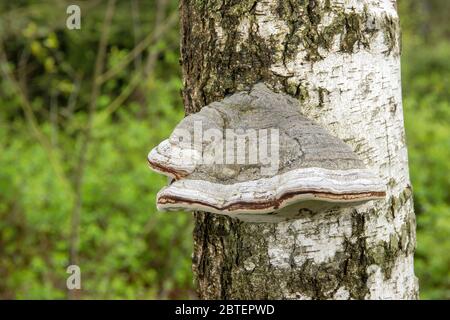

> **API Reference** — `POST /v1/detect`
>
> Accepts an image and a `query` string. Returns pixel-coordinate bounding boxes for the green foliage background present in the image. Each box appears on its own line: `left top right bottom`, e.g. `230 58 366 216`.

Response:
0 0 448 299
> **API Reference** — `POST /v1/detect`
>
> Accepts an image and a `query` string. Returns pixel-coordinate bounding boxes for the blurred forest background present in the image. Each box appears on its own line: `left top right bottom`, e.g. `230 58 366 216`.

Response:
0 0 448 299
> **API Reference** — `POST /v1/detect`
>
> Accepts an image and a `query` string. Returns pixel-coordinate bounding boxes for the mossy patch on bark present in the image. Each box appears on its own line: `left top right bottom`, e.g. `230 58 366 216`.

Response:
181 0 400 114
276 1 379 61
192 187 414 299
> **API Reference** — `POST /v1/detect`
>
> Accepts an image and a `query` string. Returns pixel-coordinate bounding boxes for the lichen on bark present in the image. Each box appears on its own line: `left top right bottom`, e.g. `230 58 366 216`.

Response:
182 0 401 112
193 187 416 300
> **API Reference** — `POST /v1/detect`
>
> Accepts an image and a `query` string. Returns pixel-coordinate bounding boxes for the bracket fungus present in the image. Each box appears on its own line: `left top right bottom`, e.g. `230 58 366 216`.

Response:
148 83 386 223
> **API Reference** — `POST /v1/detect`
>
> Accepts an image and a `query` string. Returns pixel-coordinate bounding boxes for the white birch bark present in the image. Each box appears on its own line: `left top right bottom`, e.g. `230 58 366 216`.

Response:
181 0 418 299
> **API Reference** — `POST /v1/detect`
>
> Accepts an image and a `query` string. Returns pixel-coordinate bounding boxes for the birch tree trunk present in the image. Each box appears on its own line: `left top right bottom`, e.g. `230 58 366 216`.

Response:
180 0 418 299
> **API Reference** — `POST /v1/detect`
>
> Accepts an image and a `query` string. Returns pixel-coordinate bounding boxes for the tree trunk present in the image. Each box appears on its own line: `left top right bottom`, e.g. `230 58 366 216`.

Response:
180 0 418 299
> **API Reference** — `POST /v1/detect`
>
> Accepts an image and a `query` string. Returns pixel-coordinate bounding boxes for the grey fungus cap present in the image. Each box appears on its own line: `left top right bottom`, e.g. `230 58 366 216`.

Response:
148 83 386 223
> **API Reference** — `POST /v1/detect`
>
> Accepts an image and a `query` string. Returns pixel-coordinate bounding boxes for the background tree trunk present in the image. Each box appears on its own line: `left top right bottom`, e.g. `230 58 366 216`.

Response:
180 0 418 299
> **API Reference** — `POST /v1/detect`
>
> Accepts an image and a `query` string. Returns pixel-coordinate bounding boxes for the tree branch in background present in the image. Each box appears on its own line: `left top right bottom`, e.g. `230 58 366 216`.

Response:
61 73 83 119
96 7 177 85
144 0 169 78
68 0 116 300
99 7 178 119
0 41 71 193
131 0 143 71
137 0 170 118
50 90 58 148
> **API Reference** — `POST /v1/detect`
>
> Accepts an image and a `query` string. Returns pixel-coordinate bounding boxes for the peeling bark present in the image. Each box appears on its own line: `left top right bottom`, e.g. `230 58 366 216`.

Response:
181 0 418 299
